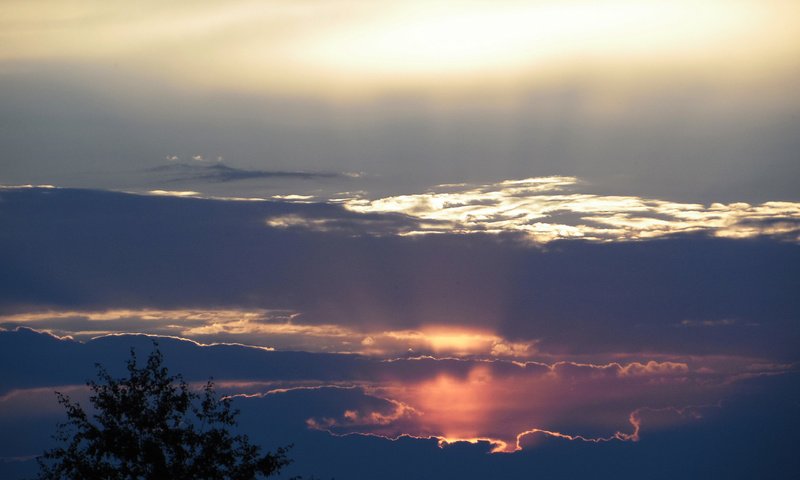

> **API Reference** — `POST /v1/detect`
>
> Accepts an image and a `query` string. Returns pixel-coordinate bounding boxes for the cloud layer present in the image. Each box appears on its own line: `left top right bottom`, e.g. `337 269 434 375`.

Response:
336 177 800 241
1 186 798 477
1 329 797 478
1 186 798 359
2 2 799 476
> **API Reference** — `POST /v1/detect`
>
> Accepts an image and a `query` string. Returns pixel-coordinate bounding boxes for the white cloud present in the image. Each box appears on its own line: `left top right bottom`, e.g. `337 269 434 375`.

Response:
335 177 800 242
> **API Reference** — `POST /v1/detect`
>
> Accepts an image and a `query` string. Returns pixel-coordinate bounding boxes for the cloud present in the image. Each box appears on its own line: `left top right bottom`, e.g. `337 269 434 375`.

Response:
147 189 200 197
0 329 795 459
336 177 800 242
148 162 343 183
678 318 742 328
263 210 423 235
1 187 798 358
1 328 798 478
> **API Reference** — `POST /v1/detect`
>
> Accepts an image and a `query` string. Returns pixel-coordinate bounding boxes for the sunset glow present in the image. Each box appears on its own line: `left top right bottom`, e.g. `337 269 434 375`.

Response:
1 0 798 95
0 309 538 358
299 0 764 82
304 360 734 453
1 0 798 477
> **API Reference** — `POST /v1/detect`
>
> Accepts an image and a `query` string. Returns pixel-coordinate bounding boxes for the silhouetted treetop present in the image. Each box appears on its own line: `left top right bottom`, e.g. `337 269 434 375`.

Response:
36 344 291 480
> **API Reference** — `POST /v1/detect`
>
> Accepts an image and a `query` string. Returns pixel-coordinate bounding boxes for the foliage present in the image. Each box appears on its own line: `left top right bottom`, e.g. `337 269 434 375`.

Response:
36 345 291 479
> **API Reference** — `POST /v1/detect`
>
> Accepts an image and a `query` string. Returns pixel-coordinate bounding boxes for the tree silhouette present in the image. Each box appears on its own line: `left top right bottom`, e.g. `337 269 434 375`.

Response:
36 344 291 479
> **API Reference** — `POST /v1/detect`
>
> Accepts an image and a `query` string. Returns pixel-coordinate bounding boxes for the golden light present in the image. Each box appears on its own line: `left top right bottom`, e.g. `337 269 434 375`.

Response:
385 327 511 356
424 330 494 354
296 0 768 85
2 0 797 96
340 178 800 242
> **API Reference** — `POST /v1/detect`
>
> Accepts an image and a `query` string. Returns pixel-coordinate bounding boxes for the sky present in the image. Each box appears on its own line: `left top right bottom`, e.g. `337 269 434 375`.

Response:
1 1 799 478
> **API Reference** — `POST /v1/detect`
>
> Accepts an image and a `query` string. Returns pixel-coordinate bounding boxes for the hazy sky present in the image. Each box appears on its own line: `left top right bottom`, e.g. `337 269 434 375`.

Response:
1 2 799 479
1 0 799 201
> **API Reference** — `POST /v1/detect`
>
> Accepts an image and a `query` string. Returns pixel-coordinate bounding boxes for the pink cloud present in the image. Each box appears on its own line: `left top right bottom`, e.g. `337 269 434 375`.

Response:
302 360 728 452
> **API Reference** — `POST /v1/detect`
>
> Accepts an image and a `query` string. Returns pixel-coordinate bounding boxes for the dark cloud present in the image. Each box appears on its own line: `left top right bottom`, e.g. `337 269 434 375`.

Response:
1 329 798 479
149 162 343 183
0 187 798 358
2 4 799 477
0 329 787 433
8 384 800 480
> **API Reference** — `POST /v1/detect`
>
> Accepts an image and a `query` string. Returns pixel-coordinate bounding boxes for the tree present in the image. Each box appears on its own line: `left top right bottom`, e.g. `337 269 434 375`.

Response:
36 344 292 479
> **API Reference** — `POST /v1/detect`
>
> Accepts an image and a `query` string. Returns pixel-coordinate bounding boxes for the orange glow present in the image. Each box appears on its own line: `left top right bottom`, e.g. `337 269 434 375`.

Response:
365 359 716 452
1 309 539 358
382 365 543 452
383 327 535 357
421 329 496 355
413 367 494 439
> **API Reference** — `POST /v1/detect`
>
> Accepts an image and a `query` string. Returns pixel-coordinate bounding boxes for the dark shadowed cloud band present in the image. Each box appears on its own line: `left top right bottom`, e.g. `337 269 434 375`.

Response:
1 186 798 359
1 329 798 478
148 162 346 183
